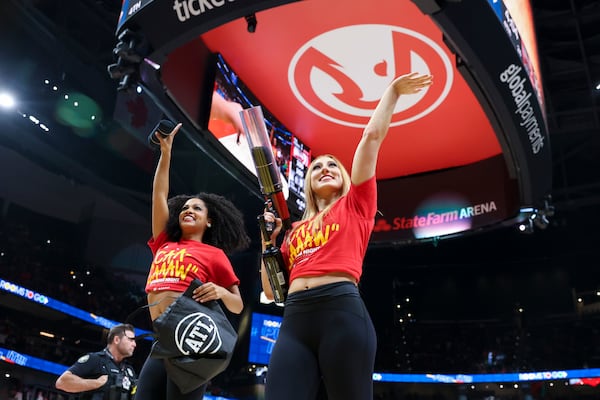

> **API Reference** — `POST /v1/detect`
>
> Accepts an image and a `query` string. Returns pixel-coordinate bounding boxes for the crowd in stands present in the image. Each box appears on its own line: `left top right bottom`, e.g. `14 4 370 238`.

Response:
0 377 66 400
376 315 600 374
0 211 149 326
0 213 151 367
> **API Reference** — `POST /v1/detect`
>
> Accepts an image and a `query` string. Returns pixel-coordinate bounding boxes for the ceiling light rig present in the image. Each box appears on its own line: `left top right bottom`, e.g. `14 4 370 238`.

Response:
517 217 534 234
24 114 49 132
107 29 148 92
516 196 555 234
245 14 257 33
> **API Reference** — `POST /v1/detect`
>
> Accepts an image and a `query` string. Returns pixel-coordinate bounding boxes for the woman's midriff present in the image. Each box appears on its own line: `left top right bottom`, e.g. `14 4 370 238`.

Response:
288 272 357 294
147 290 181 321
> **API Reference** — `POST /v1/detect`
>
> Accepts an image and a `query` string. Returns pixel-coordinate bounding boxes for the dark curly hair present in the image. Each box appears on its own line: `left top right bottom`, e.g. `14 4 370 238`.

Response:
165 193 250 254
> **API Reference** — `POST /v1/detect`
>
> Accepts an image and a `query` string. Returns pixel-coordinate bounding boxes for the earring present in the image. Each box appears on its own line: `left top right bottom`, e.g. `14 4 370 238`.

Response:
207 223 212 228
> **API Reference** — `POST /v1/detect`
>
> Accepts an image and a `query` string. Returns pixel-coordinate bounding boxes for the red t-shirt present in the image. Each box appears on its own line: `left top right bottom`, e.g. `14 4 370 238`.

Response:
145 231 240 293
281 176 377 283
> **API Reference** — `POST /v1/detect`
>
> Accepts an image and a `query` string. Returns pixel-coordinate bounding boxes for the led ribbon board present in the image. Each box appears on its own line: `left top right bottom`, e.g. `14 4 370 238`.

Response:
373 368 600 384
0 279 152 338
3 344 598 387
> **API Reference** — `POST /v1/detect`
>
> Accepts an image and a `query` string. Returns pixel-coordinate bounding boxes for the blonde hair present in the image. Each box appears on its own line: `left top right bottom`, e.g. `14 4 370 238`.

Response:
297 154 351 234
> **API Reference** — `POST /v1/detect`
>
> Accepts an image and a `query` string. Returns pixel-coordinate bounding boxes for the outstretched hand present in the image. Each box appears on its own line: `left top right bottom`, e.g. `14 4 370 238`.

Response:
154 122 183 153
392 72 433 95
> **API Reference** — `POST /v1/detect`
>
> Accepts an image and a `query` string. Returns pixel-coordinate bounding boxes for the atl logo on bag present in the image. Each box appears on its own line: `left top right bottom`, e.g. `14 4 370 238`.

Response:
175 312 223 355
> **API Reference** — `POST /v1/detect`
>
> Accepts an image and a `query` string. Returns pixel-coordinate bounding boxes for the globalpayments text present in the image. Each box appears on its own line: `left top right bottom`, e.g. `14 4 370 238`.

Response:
391 201 496 230
499 63 545 155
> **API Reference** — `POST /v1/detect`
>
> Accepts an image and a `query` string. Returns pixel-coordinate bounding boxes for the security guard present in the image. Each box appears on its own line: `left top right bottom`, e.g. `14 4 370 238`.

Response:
56 323 138 400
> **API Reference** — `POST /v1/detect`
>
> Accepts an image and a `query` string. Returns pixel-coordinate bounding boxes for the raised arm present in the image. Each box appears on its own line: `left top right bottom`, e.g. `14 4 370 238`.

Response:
351 72 433 185
151 122 182 239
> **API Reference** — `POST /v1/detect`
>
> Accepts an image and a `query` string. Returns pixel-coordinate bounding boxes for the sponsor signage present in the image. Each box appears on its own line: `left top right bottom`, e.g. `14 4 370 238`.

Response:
116 0 301 60
372 155 519 244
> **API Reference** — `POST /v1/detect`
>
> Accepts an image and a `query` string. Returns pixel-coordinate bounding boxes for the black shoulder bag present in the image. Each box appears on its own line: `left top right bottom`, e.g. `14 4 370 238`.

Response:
149 279 238 394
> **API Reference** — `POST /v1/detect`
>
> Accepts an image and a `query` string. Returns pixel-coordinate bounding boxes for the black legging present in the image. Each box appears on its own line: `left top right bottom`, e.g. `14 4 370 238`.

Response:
265 281 377 400
135 356 207 400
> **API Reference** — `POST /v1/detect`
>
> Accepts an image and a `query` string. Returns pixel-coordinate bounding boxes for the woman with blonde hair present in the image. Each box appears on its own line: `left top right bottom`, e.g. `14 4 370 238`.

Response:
260 72 433 400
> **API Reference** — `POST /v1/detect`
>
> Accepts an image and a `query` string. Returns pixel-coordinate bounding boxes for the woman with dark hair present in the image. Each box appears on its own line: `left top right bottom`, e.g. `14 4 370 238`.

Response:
135 122 250 400
260 72 433 400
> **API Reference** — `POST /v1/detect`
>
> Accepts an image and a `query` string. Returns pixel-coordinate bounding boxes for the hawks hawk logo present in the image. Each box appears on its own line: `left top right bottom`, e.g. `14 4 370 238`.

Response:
288 24 452 127
174 312 223 356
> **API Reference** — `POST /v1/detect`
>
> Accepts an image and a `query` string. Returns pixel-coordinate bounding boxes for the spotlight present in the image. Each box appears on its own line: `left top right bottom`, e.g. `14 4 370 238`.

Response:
516 201 554 233
0 92 16 109
518 218 534 234
245 14 257 33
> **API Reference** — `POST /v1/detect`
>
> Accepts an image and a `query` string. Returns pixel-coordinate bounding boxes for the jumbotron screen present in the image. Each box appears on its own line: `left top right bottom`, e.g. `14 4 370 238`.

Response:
207 54 311 219
247 312 282 366
120 0 551 246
